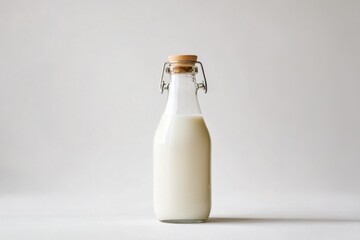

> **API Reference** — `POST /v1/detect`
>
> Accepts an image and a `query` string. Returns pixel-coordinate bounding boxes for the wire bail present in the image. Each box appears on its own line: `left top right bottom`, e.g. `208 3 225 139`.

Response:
159 61 208 94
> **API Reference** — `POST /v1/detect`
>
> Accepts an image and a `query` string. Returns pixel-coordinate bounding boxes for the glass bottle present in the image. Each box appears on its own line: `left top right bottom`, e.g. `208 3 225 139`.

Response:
153 55 211 223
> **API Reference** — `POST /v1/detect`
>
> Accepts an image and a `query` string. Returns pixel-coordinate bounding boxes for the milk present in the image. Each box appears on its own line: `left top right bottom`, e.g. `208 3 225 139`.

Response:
153 114 211 222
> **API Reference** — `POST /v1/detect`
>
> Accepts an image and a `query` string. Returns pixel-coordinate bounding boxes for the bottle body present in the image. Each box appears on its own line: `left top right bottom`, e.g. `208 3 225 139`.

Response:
153 114 211 222
153 56 211 223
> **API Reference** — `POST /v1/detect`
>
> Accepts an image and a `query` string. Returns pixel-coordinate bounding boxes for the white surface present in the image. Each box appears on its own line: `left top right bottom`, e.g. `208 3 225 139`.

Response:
1 195 359 239
1 0 360 238
1 216 359 240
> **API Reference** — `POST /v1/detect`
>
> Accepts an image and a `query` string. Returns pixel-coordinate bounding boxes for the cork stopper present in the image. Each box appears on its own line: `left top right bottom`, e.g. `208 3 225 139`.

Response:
168 54 198 73
168 55 197 65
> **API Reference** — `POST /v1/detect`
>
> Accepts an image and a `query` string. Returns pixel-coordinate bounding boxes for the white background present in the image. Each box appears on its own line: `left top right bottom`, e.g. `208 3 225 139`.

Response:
0 0 359 239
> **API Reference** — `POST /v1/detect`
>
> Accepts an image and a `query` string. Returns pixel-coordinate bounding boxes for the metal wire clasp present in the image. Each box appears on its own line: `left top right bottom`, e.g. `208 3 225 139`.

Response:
159 61 208 94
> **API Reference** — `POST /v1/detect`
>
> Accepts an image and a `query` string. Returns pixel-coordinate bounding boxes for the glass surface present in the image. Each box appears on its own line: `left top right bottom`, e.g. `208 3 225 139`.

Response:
163 72 202 115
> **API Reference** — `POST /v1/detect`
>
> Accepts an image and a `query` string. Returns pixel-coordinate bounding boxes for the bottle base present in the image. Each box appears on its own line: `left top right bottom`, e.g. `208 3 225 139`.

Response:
159 219 207 224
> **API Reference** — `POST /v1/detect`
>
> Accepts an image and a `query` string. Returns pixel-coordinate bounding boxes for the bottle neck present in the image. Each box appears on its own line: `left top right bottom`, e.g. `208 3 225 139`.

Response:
163 73 202 115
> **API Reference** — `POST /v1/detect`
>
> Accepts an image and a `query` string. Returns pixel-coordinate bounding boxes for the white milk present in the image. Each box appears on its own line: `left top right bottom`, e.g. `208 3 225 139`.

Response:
153 114 211 222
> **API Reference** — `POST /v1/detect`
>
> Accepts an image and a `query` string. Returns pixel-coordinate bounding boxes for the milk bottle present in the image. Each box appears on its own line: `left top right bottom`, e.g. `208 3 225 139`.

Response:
154 55 211 223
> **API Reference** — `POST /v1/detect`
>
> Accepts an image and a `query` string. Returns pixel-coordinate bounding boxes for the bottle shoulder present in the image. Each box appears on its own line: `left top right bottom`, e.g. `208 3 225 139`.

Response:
154 114 210 143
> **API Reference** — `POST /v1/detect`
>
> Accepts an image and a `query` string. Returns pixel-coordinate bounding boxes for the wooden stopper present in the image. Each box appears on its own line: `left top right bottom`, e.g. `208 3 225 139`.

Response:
168 55 198 66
